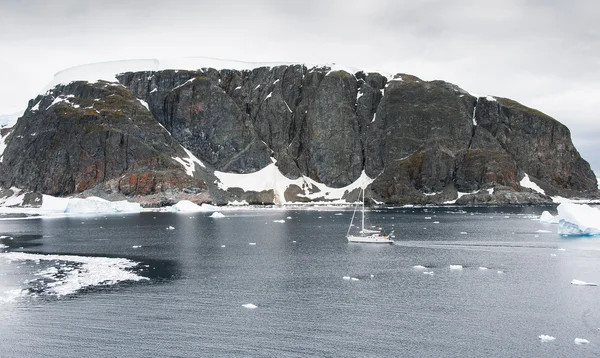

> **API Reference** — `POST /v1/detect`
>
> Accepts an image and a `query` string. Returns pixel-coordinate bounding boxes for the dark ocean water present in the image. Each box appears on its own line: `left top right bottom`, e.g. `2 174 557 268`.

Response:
1 206 599 357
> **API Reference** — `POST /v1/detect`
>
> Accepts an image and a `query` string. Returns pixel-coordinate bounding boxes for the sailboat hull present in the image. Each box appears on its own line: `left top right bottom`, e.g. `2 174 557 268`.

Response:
346 235 394 244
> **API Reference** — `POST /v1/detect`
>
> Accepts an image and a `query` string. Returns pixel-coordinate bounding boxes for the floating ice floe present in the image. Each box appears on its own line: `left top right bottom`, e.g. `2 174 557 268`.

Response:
168 200 218 213
249 243 256 245
571 279 598 286
166 226 175 230
210 212 225 218
351 277 359 281
413 265 427 269
272 219 285 223
450 265 463 270
423 271 434 275
556 203 600 236
536 230 553 233
1 252 147 298
478 267 489 270
132 245 142 249
460 232 468 235
343 276 351 280
538 335 556 342
574 338 589 345
242 303 257 309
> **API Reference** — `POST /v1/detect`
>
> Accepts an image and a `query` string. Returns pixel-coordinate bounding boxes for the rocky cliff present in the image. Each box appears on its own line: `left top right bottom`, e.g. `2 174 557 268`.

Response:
0 64 597 206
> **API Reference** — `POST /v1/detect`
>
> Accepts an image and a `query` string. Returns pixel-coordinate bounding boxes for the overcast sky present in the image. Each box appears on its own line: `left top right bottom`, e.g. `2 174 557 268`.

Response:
1 0 599 176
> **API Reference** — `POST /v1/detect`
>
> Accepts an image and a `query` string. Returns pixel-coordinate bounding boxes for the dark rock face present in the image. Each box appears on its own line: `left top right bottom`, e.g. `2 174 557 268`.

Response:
0 81 209 200
1 65 596 205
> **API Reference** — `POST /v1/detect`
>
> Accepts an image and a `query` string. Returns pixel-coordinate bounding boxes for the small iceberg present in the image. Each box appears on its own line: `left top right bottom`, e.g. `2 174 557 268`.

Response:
574 338 589 345
249 243 256 245
342 276 351 280
272 219 285 223
413 265 428 269
538 335 556 342
242 303 257 309
350 277 359 281
166 226 175 230
132 245 142 249
450 265 463 270
478 267 489 270
536 230 553 233
571 279 598 286
169 200 218 213
210 212 225 218
423 271 434 275
557 203 600 236
539 211 559 224
460 232 468 235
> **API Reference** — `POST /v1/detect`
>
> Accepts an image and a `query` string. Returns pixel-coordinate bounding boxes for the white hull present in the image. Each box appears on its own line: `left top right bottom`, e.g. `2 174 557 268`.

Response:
347 235 394 244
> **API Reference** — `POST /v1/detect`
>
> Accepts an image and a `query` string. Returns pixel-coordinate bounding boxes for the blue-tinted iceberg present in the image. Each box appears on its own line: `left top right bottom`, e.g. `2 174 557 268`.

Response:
557 203 600 236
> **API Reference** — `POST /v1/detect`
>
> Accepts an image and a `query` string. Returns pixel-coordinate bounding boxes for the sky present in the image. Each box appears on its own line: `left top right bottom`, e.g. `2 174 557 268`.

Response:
1 0 599 176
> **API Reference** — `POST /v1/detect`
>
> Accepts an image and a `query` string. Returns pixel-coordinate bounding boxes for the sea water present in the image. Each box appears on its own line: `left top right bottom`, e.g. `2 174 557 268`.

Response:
0 206 599 357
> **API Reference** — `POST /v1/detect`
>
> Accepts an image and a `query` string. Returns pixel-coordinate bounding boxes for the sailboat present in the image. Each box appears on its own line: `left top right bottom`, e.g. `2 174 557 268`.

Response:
346 187 394 244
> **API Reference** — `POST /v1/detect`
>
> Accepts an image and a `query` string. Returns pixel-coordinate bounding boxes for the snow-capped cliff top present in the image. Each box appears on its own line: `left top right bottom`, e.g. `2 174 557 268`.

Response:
41 57 370 94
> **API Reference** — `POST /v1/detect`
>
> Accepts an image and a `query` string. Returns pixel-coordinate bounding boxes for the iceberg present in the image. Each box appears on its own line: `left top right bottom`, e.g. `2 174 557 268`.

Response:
574 338 589 345
557 203 600 236
539 211 559 224
449 265 463 270
242 303 257 309
63 196 141 214
210 212 225 218
169 200 218 213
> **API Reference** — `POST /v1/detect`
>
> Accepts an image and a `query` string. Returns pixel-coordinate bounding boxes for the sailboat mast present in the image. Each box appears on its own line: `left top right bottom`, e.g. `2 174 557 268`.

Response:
361 187 365 232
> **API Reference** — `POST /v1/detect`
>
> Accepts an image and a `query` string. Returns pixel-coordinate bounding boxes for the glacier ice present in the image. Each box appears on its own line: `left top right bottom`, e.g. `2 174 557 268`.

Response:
63 196 141 214
556 203 600 236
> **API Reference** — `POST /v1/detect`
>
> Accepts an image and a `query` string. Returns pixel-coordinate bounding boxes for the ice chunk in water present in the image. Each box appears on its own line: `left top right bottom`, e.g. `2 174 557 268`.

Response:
557 203 600 236
539 211 559 224
571 279 597 286
450 265 463 270
242 303 257 309
210 212 225 218
538 335 556 342
574 338 589 345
